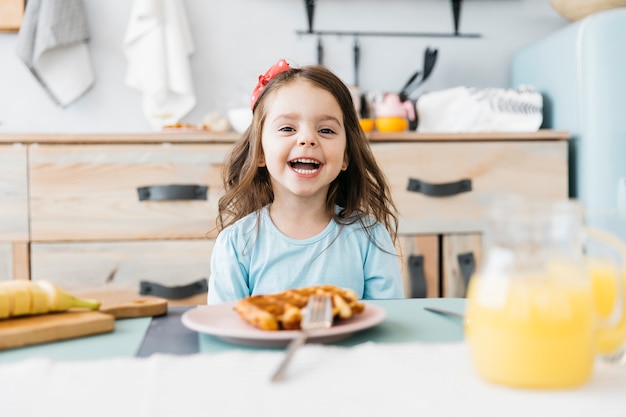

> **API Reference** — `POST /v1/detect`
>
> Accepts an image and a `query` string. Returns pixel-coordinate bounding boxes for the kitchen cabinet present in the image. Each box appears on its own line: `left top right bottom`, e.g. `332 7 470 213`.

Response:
0 132 232 292
0 144 29 281
28 143 230 241
0 130 569 298
370 132 569 297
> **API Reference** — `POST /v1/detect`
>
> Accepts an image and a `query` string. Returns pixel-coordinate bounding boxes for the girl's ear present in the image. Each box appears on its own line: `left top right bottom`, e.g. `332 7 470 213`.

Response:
341 154 349 171
258 155 266 167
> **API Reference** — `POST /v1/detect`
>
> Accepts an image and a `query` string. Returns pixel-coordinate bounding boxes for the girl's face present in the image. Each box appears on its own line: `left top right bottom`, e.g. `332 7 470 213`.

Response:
260 80 348 203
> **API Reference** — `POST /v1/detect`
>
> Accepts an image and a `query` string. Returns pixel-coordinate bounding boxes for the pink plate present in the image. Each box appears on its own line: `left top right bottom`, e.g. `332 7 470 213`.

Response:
181 302 386 348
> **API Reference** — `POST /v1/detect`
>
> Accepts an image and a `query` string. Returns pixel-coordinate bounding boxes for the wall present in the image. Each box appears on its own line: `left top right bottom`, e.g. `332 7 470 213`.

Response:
0 0 568 133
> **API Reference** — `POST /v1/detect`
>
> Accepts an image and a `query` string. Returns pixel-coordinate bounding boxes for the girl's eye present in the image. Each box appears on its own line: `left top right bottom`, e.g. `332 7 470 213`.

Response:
319 128 335 134
279 126 295 132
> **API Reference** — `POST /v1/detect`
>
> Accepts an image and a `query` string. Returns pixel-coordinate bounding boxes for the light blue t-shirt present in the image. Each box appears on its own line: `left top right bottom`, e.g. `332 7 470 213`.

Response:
207 206 404 304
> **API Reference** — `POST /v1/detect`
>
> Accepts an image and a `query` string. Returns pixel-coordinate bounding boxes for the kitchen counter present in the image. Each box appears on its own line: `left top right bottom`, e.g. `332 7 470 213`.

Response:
0 129 569 143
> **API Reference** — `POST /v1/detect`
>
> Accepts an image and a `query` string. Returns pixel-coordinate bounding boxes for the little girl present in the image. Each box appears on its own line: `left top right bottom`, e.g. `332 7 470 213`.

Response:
207 59 404 304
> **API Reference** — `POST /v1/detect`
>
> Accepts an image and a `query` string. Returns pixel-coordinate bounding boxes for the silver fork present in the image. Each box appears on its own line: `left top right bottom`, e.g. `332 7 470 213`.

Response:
602 348 626 366
270 294 333 382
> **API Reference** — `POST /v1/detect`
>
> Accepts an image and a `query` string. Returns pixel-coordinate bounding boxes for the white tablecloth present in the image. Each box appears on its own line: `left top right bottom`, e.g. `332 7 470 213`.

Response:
0 341 624 417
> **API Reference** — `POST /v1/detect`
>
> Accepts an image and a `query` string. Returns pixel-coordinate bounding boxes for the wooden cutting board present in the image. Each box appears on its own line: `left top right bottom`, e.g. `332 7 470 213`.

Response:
0 298 168 351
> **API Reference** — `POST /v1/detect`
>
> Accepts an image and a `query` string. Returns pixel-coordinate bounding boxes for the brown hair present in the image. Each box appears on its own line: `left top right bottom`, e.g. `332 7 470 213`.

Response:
216 64 399 245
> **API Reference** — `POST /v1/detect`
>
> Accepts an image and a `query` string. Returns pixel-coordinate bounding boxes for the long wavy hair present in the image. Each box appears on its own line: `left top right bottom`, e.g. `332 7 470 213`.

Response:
216 64 399 246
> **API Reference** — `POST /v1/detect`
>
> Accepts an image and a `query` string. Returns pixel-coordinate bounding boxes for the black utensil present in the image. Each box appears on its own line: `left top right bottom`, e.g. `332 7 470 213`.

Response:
359 94 369 119
353 37 360 86
317 36 324 65
421 47 438 84
399 70 421 102
399 47 439 101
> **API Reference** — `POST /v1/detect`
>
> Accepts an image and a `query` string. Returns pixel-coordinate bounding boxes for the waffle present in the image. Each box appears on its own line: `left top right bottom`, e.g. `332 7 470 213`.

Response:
233 285 365 331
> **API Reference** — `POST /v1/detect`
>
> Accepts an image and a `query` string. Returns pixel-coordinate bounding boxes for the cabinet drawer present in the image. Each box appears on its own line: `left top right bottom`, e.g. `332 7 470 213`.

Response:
30 239 214 289
29 144 231 241
0 243 30 281
398 235 439 298
0 145 28 241
441 233 482 298
0 244 13 280
372 141 568 234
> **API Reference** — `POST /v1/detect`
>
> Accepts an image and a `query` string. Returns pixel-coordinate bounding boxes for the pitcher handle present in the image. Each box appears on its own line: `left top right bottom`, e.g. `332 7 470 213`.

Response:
586 227 626 355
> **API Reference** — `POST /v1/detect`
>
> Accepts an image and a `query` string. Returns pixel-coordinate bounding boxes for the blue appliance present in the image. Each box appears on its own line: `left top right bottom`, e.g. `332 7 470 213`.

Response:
511 8 626 241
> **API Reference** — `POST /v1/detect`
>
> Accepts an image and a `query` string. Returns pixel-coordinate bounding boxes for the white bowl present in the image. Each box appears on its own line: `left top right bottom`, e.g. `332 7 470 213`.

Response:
227 108 253 133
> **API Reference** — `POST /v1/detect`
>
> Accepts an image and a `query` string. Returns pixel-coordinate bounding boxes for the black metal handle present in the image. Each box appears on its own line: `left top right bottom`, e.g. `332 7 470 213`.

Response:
137 184 207 201
305 0 315 33
140 279 208 300
451 0 462 36
408 255 427 298
407 178 472 197
457 252 476 297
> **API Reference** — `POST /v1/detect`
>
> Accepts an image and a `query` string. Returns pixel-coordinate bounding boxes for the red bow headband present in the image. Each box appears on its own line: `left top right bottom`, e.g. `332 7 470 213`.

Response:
250 59 291 110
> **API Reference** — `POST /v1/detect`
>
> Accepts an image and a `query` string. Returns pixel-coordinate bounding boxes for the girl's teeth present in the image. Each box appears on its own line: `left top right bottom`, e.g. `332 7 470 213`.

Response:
290 159 321 172
293 167 319 174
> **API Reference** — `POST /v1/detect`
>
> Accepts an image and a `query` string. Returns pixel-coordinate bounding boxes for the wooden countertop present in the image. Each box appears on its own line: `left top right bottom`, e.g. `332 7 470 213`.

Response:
0 129 569 144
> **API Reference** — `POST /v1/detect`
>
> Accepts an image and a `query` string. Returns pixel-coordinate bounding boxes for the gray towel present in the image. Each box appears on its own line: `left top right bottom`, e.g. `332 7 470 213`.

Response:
15 0 94 107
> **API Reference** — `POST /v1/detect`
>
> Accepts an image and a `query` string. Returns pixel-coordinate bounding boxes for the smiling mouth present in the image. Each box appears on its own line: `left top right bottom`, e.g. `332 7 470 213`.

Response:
289 158 321 174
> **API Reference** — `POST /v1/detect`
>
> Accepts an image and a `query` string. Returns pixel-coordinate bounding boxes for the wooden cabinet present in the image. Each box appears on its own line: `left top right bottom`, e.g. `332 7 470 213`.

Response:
0 133 235 291
28 143 230 241
0 144 29 281
30 240 215 288
371 131 570 297
0 131 569 297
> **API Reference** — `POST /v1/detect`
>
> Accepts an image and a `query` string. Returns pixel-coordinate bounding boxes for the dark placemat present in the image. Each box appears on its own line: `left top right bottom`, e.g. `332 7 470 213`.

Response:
136 306 199 357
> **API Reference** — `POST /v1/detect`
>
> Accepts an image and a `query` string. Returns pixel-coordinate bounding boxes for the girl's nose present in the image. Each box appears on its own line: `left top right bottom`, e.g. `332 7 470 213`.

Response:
297 136 318 147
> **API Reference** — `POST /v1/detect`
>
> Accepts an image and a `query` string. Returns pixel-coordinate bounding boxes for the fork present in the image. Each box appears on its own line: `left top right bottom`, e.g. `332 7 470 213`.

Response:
602 348 626 366
270 294 333 382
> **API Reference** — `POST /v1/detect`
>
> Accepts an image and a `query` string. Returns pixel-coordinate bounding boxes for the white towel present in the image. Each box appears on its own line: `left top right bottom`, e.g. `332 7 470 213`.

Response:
15 0 94 107
416 85 543 133
123 0 196 130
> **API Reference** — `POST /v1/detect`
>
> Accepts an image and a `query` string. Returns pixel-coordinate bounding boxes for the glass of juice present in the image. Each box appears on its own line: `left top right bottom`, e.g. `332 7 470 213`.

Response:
465 196 626 389
585 209 626 363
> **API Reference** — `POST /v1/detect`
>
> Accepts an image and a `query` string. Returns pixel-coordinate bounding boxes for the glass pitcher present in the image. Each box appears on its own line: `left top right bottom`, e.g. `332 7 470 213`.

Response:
465 196 626 389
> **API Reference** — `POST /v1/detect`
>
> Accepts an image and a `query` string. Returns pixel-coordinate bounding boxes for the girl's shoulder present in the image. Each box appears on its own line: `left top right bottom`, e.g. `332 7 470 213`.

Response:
336 206 378 229
217 208 264 242
336 206 393 247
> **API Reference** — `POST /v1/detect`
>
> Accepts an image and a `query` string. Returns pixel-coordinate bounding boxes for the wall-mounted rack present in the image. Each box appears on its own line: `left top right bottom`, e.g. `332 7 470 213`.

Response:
299 0 481 39
296 30 480 39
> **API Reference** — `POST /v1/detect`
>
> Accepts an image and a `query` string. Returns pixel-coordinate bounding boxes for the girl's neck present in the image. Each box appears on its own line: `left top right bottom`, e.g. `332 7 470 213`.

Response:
268 199 333 239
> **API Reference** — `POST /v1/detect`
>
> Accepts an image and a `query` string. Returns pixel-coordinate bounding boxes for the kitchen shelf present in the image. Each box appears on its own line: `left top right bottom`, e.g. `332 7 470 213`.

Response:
296 30 480 39
300 0 480 39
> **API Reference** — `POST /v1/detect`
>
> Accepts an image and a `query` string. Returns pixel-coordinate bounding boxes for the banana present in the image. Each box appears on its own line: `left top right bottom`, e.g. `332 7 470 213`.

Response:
29 281 50 314
0 280 101 319
35 280 101 312
4 281 31 316
0 286 9 319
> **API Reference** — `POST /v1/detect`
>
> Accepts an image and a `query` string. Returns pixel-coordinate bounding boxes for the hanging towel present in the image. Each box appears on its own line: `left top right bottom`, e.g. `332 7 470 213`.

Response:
123 0 196 130
15 0 94 107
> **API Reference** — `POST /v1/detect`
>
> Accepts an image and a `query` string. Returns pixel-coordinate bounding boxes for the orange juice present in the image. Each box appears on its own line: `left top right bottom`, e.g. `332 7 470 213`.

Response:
466 271 596 389
468 197 626 388
589 260 619 318
589 260 626 354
